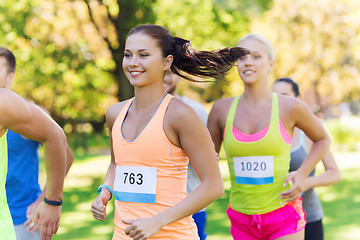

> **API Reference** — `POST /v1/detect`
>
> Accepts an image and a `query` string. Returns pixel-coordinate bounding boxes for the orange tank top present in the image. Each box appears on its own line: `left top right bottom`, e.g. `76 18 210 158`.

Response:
112 94 198 240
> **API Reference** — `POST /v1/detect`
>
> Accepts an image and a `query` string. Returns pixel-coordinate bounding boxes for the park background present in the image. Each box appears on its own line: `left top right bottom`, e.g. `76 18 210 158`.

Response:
1 0 360 239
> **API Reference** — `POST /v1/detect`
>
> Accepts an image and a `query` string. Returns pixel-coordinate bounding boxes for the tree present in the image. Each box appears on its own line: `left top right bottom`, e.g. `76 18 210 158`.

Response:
251 0 360 113
0 0 274 129
0 0 117 129
80 0 274 103
81 0 156 101
154 0 273 103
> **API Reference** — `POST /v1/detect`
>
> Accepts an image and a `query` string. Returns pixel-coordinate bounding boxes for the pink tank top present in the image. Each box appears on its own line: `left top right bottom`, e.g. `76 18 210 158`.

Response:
111 94 198 240
231 120 292 144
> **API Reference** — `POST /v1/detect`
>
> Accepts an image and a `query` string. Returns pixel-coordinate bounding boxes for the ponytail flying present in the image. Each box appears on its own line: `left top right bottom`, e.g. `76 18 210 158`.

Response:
128 24 249 82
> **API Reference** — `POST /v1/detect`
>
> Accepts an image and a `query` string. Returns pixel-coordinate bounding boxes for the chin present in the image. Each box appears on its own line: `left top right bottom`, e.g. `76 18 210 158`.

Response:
128 79 142 87
241 77 257 84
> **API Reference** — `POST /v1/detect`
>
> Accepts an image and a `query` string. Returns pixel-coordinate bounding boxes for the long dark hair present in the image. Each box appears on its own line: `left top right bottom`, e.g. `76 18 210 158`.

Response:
127 24 248 81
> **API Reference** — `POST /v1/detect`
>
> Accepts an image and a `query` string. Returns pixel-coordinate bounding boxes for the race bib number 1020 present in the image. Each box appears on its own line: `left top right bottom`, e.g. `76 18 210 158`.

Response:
114 166 157 203
233 156 274 185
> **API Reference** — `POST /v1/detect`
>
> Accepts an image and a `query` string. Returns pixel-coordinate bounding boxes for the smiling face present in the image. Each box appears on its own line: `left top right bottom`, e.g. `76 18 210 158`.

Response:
236 38 274 85
122 33 172 88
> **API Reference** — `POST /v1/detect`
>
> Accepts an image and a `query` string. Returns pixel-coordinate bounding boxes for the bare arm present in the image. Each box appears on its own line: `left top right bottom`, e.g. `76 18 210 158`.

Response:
207 99 230 153
0 89 66 240
91 160 116 221
159 100 224 218
293 100 330 181
0 90 66 201
91 102 125 221
280 97 330 202
65 143 74 174
25 123 73 227
304 149 341 191
35 103 73 175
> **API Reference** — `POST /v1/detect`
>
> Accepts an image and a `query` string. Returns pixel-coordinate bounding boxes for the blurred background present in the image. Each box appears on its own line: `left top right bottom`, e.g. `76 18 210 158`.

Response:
1 0 360 239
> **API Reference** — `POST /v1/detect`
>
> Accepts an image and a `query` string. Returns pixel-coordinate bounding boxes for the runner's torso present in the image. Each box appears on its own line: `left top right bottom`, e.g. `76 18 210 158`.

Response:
111 94 198 239
224 93 292 215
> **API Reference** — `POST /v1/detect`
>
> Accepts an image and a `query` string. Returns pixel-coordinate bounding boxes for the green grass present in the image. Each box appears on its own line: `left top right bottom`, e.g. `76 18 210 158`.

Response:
317 167 360 240
50 155 114 240
48 153 360 240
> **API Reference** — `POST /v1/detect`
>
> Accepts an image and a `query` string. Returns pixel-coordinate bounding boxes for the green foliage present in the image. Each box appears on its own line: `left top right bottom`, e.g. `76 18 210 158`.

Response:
69 132 110 156
1 0 273 127
0 0 117 124
252 0 360 109
14 44 116 122
0 0 36 39
4 0 358 130
80 0 158 101
325 117 360 151
154 0 273 102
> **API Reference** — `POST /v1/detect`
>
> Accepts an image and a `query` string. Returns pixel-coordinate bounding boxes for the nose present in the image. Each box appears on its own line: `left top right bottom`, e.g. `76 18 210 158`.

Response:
243 56 253 67
129 56 139 67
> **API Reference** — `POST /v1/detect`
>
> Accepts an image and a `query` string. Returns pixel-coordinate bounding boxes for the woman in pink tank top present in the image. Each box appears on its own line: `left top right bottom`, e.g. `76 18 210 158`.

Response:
90 24 249 239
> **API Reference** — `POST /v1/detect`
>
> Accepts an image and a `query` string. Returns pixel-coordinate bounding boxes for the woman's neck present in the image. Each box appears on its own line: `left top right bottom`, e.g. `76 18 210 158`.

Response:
243 81 272 103
133 84 167 111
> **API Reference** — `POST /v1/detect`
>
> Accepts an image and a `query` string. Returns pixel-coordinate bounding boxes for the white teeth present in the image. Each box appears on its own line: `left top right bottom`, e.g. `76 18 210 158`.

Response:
244 70 253 75
130 71 142 76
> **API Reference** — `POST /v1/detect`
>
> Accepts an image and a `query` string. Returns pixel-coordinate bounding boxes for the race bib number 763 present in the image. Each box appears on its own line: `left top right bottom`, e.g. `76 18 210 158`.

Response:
114 166 157 203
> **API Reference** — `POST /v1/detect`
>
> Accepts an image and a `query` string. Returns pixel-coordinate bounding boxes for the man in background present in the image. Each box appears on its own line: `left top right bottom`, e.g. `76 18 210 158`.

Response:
0 46 69 240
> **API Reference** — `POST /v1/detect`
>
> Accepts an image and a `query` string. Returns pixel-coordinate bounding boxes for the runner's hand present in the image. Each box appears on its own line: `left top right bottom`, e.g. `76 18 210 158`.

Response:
123 217 163 240
25 195 44 227
91 190 110 221
280 171 305 203
27 201 61 240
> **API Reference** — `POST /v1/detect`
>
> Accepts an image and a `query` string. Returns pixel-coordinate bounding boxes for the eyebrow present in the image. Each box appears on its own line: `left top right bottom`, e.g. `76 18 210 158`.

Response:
241 50 261 55
124 48 150 52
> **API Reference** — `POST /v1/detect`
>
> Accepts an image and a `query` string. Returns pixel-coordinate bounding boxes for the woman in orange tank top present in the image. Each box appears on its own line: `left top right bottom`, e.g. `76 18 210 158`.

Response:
90 24 249 239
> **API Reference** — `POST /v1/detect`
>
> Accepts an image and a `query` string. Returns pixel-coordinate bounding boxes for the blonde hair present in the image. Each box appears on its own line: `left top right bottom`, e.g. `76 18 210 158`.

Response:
238 34 275 61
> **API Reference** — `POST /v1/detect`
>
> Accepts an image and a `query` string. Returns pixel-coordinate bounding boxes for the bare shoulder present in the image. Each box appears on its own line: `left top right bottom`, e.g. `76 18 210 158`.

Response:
163 97 202 147
208 97 235 122
0 89 54 139
211 97 235 112
0 88 21 103
166 97 195 120
106 100 130 128
277 94 313 131
0 89 30 125
277 94 306 115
